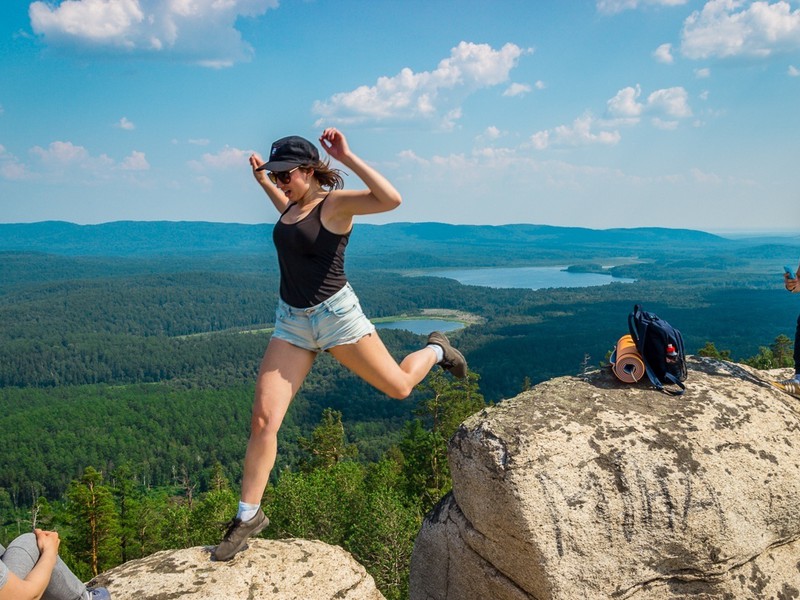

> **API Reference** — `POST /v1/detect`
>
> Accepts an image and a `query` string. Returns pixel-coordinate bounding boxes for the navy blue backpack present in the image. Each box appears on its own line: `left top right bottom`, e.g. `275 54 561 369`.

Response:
628 305 687 395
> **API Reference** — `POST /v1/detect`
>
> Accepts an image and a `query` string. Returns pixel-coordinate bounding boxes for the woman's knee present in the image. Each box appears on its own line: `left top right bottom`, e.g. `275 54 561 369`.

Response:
10 533 37 553
250 414 276 437
383 381 414 400
250 404 284 438
2 533 39 573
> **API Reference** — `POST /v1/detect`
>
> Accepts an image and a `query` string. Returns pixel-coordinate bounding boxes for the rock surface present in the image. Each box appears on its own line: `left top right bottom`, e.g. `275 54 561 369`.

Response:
91 537 385 600
410 357 800 599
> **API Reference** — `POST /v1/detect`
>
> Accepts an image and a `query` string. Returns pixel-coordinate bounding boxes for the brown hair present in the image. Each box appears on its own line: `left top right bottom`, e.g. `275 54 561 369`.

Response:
305 159 345 190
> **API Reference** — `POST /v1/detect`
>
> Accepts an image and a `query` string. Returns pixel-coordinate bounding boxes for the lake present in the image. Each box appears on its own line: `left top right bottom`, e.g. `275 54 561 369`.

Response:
375 266 633 333
374 319 464 335
426 265 634 290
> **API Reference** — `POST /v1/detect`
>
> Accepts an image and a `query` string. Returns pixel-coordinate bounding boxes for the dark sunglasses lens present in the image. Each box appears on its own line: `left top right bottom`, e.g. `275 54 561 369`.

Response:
269 170 293 185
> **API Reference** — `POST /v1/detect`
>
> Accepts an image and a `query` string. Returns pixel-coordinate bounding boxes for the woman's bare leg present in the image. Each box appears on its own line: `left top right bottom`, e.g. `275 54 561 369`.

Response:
328 332 438 400
240 337 316 504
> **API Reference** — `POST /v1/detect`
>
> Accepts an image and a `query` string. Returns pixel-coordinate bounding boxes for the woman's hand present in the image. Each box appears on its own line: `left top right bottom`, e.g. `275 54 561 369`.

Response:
34 529 60 556
249 152 290 213
786 270 800 292
317 126 401 220
0 531 61 600
249 153 271 187
319 128 351 164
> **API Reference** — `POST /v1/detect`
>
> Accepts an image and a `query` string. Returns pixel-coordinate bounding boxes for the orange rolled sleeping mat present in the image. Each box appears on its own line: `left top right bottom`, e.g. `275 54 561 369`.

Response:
610 334 645 383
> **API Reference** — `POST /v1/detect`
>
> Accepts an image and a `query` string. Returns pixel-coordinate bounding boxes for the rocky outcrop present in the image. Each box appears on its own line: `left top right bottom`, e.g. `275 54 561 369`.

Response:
410 357 800 599
91 538 385 600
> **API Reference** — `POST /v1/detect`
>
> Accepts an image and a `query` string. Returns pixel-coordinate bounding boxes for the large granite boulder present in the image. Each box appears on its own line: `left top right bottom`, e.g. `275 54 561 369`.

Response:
410 357 800 599
91 538 385 600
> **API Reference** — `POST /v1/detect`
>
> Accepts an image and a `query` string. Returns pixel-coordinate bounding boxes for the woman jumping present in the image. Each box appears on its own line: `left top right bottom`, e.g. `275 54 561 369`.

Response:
214 128 467 561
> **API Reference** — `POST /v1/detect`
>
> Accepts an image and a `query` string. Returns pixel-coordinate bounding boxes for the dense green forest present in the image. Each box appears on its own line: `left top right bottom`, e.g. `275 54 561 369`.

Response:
1 221 799 598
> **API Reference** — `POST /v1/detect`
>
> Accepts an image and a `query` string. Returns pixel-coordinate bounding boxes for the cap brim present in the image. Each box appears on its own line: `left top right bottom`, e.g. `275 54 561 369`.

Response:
255 159 303 172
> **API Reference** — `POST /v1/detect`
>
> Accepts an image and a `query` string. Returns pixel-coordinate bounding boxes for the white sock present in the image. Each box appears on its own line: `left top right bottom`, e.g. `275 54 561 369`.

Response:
237 501 260 522
427 344 444 363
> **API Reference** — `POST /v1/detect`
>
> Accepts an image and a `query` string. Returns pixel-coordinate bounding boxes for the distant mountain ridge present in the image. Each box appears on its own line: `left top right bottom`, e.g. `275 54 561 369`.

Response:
0 219 727 253
1 220 797 267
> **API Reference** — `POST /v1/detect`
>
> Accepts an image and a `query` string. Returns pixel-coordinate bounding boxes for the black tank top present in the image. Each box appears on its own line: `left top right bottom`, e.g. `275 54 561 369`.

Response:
272 197 350 308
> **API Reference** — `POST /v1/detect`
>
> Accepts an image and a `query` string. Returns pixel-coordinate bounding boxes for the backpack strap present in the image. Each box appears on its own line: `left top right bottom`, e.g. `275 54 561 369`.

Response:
660 372 686 396
627 305 647 357
640 359 686 395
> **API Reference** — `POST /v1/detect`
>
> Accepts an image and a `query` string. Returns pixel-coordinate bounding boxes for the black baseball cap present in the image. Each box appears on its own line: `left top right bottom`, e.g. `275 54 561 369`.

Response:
256 136 320 172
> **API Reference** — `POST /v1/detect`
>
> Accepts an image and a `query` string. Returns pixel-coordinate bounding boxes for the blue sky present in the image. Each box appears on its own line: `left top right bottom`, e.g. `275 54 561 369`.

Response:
1 0 798 232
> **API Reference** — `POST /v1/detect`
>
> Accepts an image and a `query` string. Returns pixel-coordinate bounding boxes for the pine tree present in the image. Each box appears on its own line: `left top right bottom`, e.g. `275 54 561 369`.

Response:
348 485 419 600
771 334 794 368
698 341 731 360
65 466 120 577
111 463 139 563
401 370 485 512
188 464 236 546
298 408 358 471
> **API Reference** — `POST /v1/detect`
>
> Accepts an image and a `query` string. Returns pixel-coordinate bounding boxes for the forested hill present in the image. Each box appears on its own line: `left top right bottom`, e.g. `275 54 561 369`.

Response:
0 219 784 266
2 219 799 597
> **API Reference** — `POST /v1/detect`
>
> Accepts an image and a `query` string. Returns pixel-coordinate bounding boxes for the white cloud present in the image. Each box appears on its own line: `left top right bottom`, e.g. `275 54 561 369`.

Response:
312 42 531 127
28 0 279 67
647 86 692 118
397 149 429 166
789 64 800 76
483 126 502 140
597 0 688 15
531 114 622 149
503 82 532 97
0 145 29 180
694 67 711 78
117 116 135 130
530 84 691 150
30 0 144 43
524 84 696 154
120 150 149 170
681 0 800 60
31 140 91 164
440 107 463 132
607 85 692 119
653 42 674 63
691 167 723 184
23 140 147 179
607 85 644 121
530 130 550 150
188 145 251 171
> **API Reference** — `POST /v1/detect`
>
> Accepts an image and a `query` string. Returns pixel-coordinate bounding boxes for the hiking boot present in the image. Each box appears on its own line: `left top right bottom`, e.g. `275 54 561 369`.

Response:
428 331 468 379
772 378 800 399
213 508 269 561
87 588 111 600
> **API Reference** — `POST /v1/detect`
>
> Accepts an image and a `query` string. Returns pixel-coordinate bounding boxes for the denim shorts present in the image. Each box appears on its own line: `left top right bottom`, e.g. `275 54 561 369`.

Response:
272 283 376 352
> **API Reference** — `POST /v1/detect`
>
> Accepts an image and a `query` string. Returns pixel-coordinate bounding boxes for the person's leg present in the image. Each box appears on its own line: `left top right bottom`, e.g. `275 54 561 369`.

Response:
240 337 316 504
315 284 466 394
2 533 86 600
215 337 316 561
329 332 439 399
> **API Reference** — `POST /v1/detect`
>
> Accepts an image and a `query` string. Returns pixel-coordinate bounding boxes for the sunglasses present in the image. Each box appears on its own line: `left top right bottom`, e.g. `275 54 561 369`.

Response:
267 166 300 185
